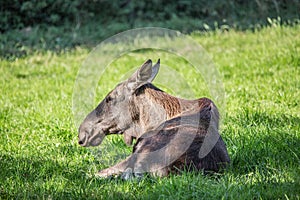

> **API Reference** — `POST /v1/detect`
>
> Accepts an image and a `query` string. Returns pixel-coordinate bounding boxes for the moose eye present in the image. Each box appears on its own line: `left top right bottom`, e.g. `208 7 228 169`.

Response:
105 96 113 103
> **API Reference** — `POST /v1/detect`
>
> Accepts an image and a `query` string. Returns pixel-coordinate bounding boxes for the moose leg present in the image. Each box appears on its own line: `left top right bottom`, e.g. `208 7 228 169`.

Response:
150 167 169 177
96 127 195 178
96 153 170 178
97 160 169 179
96 156 132 178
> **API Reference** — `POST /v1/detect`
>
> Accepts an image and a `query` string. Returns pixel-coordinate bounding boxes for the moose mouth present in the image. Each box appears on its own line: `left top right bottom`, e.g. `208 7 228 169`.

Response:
81 135 105 147
107 129 123 135
78 123 124 147
79 129 106 147
78 134 88 146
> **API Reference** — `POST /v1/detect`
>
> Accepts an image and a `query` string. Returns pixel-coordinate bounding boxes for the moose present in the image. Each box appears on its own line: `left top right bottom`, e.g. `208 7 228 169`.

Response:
78 59 230 178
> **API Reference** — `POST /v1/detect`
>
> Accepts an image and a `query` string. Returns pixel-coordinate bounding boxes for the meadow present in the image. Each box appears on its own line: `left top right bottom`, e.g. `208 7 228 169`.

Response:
0 24 299 199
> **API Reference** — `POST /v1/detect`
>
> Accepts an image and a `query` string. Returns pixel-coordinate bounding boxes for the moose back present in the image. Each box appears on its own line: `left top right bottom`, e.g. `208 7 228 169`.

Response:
78 59 230 178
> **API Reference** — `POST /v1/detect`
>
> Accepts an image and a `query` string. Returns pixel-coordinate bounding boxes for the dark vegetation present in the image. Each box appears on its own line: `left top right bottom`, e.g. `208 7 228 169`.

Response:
1 0 299 58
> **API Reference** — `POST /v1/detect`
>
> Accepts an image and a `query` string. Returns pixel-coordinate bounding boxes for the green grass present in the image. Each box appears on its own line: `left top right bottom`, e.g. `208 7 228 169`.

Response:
1 25 300 199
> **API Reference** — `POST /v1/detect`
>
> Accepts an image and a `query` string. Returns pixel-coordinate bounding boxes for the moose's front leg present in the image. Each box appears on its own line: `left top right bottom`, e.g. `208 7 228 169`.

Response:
96 156 135 178
96 151 170 179
96 167 120 178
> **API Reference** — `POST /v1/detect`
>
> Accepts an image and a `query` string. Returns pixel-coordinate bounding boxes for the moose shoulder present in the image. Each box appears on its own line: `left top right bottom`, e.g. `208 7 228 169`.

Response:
78 59 230 178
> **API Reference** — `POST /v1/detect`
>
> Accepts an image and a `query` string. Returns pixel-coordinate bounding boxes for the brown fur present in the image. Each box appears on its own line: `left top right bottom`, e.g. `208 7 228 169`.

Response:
78 59 230 178
144 86 181 118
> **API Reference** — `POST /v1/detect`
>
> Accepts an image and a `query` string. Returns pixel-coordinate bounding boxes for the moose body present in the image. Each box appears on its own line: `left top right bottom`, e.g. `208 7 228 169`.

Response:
78 59 230 178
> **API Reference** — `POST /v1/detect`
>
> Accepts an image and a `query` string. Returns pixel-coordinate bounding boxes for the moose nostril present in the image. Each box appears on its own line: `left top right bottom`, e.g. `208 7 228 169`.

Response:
78 140 84 145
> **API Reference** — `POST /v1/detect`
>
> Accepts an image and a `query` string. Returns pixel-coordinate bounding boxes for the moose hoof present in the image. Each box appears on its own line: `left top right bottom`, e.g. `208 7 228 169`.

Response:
121 168 145 180
120 168 134 180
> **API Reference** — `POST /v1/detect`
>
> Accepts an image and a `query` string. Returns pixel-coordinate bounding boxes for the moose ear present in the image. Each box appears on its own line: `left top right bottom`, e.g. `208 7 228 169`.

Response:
128 59 160 91
136 59 153 83
148 59 160 82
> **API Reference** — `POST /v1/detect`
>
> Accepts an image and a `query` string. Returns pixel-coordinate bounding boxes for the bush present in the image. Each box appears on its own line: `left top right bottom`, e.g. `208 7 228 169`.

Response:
0 0 299 59
1 0 299 32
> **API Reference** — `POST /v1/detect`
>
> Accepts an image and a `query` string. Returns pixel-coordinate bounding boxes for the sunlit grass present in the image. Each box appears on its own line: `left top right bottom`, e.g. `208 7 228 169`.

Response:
0 25 299 199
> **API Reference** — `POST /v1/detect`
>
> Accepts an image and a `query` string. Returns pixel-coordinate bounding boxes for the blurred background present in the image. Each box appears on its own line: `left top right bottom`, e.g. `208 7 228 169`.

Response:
1 0 299 59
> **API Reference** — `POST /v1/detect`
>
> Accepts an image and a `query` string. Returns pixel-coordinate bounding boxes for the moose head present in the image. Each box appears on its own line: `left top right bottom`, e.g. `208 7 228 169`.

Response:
78 59 161 147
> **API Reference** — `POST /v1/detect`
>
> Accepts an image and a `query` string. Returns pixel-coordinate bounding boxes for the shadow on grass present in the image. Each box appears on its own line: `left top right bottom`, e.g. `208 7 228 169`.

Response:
0 152 134 199
0 111 299 199
225 110 300 175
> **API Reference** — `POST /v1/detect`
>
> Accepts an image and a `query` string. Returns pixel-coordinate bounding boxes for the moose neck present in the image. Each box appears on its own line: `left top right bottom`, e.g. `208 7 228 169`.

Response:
131 84 182 135
140 84 182 118
123 83 201 145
